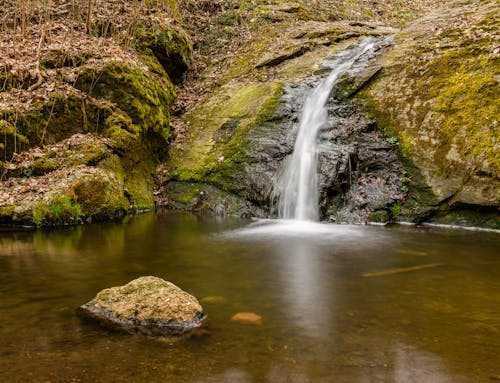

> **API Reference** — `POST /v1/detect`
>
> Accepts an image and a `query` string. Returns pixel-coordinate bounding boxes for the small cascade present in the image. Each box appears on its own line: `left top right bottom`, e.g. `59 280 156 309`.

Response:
274 38 378 221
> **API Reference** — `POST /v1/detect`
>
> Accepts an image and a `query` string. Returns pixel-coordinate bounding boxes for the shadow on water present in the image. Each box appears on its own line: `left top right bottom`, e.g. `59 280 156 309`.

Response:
0 212 499 382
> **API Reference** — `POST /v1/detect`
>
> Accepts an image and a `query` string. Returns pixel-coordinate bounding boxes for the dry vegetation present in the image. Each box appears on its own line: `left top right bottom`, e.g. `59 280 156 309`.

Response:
0 0 442 117
0 0 181 112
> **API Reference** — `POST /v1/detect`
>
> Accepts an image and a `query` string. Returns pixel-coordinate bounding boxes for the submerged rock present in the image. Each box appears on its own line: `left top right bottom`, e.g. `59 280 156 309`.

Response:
231 312 263 325
79 276 206 338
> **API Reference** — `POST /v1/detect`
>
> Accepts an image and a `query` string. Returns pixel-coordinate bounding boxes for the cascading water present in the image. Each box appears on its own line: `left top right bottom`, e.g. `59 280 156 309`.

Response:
274 38 378 221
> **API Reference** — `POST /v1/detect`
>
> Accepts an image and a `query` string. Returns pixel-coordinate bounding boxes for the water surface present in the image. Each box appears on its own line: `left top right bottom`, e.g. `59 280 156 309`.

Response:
0 213 499 382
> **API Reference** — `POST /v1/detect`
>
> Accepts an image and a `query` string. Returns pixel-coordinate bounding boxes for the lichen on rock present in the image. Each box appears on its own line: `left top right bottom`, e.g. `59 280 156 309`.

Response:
79 276 206 338
357 0 499 226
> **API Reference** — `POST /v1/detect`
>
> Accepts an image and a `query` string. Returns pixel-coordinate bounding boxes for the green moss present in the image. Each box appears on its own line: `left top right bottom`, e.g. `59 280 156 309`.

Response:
1 93 114 150
32 157 59 176
75 62 173 148
32 195 83 227
428 206 500 230
102 110 138 152
429 52 499 173
367 209 390 223
97 152 155 210
70 62 173 209
170 81 284 193
0 205 16 224
122 155 156 209
67 142 110 167
71 173 129 218
389 202 401 220
40 51 93 69
134 26 192 83
1 34 179 226
0 119 29 160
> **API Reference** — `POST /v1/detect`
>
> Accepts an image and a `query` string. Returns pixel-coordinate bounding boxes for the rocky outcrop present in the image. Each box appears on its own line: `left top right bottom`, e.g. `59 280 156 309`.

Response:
161 23 402 222
358 0 499 227
79 276 206 338
160 0 498 229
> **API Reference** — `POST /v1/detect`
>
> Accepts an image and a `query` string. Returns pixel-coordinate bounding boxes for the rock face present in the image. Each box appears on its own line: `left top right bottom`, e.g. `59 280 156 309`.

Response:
359 0 499 226
79 276 206 338
160 0 498 228
161 24 403 222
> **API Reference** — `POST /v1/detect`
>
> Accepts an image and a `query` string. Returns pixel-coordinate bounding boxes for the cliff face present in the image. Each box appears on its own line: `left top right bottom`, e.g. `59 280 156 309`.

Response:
162 22 403 221
0 0 191 226
161 0 498 228
359 0 499 227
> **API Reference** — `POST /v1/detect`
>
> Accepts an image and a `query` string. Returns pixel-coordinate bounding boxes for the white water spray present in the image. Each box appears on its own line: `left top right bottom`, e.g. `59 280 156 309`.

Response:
275 38 377 221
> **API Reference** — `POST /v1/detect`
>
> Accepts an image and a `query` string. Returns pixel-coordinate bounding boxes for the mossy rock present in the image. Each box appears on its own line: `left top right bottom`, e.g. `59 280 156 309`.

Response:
427 205 500 230
165 181 264 217
32 195 84 227
135 27 192 83
1 134 114 180
75 62 173 149
367 209 390 223
0 119 29 161
79 276 206 339
358 1 500 213
0 205 17 225
40 50 93 69
168 81 284 194
1 93 114 150
71 171 129 219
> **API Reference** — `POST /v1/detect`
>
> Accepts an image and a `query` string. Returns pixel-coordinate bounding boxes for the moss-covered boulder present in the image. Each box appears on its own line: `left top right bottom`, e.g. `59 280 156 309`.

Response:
79 276 206 338
358 0 499 225
0 164 129 227
135 27 192 83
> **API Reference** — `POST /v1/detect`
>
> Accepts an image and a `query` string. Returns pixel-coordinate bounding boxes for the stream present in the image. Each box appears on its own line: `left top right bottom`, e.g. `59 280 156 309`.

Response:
1 212 499 382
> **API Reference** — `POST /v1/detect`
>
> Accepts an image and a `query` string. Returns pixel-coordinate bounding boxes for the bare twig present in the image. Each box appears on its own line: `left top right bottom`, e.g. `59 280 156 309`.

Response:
20 0 27 39
85 0 93 34
28 27 46 91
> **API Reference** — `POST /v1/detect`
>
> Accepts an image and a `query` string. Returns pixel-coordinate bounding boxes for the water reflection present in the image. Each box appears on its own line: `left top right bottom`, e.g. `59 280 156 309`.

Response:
192 341 467 383
194 368 252 383
0 213 499 382
280 240 332 339
390 342 468 383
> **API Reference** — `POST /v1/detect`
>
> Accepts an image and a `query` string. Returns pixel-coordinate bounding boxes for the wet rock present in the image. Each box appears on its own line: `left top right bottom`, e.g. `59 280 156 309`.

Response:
79 276 206 338
231 312 262 325
164 37 405 224
161 181 265 218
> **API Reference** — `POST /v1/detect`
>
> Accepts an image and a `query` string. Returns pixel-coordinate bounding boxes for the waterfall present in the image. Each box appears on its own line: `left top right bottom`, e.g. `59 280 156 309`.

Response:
274 38 377 221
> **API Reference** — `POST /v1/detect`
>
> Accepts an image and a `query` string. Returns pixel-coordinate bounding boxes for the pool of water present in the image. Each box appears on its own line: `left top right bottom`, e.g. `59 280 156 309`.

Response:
0 212 499 382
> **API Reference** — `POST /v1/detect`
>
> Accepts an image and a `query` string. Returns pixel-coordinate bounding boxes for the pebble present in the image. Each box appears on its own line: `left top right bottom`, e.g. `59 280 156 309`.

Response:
231 312 262 325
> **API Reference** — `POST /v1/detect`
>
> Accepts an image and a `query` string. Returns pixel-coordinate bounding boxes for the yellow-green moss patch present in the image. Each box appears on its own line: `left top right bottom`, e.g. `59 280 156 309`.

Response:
169 81 283 191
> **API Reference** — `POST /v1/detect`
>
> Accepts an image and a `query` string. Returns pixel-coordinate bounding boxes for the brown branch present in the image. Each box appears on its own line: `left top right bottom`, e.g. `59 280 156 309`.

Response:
28 28 46 92
85 0 93 34
20 0 26 39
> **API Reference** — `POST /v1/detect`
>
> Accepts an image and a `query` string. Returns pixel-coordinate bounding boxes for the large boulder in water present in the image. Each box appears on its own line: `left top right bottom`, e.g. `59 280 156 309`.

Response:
79 276 206 338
